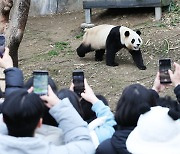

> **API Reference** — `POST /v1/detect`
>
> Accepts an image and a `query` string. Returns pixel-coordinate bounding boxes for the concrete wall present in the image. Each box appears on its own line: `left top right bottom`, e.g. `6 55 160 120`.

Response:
29 0 83 16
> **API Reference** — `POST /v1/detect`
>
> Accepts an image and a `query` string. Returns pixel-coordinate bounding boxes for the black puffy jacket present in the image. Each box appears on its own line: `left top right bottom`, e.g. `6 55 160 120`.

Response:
4 67 24 97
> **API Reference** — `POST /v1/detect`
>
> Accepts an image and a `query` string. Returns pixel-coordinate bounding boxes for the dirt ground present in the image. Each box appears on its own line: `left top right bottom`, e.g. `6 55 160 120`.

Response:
18 4 179 111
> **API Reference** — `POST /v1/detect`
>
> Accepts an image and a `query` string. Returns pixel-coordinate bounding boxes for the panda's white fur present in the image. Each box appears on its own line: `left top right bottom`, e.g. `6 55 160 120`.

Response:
82 24 115 49
77 24 146 70
82 24 142 51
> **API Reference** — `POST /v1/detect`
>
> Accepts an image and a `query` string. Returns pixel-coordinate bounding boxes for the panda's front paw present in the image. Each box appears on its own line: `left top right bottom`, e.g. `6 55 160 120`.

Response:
113 62 119 66
138 65 147 70
106 62 119 67
95 57 103 61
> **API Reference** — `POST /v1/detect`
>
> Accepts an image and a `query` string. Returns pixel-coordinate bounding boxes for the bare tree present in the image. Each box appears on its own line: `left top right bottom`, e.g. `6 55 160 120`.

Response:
0 0 31 67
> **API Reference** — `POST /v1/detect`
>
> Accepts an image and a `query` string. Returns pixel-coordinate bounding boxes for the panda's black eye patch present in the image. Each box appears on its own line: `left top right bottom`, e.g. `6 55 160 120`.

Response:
131 39 135 44
138 38 141 43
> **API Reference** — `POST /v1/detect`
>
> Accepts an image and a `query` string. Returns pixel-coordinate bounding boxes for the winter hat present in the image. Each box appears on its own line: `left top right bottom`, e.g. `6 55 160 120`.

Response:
126 106 180 154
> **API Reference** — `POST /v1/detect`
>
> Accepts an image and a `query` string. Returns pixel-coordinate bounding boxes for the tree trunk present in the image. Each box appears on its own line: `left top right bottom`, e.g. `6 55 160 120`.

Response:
0 0 13 34
0 0 31 67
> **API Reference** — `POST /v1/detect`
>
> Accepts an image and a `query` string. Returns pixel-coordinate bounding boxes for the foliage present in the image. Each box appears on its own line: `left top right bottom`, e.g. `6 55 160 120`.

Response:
155 22 166 28
55 42 69 50
48 41 72 57
75 31 85 39
168 1 180 26
168 1 180 13
158 39 170 56
48 50 59 56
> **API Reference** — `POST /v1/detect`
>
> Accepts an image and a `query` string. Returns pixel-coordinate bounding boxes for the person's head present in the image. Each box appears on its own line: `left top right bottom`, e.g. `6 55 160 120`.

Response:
126 106 180 154
2 89 44 137
115 84 156 127
57 88 84 118
81 94 109 123
24 76 58 127
24 76 58 93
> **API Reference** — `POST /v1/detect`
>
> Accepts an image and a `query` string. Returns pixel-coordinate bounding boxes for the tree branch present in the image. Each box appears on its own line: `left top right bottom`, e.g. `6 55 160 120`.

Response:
0 0 13 33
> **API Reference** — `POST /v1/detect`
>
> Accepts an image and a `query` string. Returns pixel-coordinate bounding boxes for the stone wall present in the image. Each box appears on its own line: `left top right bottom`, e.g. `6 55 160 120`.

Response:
29 0 83 16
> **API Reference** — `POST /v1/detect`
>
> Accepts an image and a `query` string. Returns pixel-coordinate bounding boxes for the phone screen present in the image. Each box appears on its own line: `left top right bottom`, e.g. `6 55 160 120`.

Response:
72 70 84 97
159 59 171 84
0 35 5 58
33 71 48 95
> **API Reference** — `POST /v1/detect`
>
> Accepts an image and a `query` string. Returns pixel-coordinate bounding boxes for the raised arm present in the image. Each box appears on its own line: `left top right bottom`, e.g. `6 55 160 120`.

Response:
0 47 24 97
40 86 95 154
81 79 116 143
169 62 180 102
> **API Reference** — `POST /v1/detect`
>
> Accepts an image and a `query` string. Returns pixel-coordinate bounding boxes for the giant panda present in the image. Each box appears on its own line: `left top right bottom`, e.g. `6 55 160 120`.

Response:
76 24 146 70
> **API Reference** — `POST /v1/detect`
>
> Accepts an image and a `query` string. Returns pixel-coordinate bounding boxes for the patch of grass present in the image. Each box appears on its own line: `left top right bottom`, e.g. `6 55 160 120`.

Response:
66 49 74 55
47 41 73 57
48 50 59 56
55 41 69 50
155 22 166 28
75 31 85 39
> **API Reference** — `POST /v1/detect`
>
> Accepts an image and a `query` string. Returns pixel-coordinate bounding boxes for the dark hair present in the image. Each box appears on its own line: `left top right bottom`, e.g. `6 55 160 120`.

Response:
57 88 84 118
57 89 109 123
0 87 4 98
2 89 44 137
24 76 58 93
115 84 155 127
81 94 109 123
24 76 58 126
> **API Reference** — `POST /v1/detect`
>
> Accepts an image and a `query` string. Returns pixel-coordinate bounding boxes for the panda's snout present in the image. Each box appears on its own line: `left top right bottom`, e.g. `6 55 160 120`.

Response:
133 45 140 50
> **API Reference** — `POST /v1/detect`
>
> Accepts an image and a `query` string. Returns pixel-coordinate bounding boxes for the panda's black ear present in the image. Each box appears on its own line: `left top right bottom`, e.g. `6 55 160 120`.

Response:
136 30 141 36
125 31 130 37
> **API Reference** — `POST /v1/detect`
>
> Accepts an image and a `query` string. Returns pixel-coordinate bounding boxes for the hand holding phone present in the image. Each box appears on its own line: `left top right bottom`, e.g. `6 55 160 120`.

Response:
33 70 48 96
159 58 171 84
168 62 180 87
0 35 5 58
80 78 99 104
72 70 85 97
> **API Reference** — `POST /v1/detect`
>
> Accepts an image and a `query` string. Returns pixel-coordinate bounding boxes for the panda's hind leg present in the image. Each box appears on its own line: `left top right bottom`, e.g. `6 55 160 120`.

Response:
95 49 105 61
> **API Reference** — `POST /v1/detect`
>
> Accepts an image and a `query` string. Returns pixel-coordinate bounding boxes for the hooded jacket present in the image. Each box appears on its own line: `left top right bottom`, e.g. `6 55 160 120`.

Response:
96 126 133 154
0 98 95 154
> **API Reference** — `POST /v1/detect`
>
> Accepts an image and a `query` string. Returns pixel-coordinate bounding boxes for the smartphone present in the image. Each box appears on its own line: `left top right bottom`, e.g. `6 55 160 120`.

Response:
159 58 171 84
0 35 5 58
33 70 48 95
72 70 85 97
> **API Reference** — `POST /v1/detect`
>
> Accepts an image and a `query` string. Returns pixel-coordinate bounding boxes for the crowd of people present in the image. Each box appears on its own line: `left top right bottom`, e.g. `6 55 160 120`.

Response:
0 47 180 154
